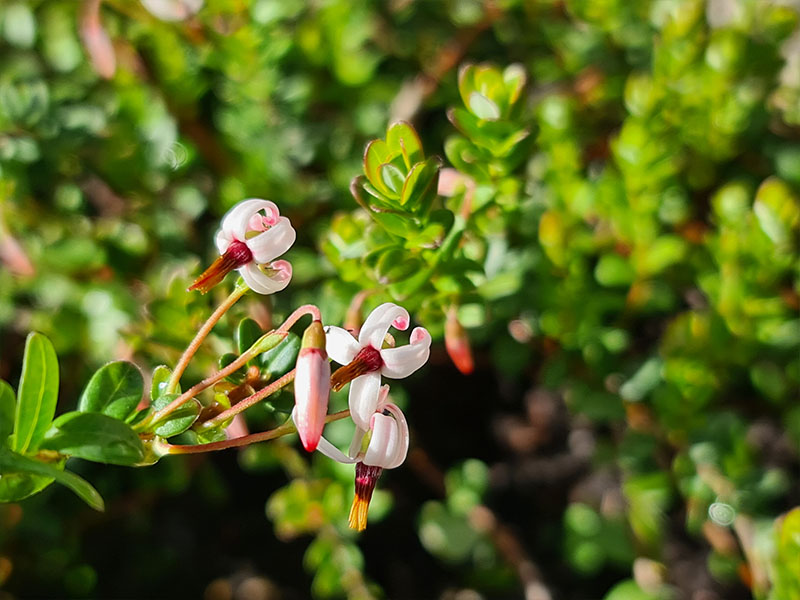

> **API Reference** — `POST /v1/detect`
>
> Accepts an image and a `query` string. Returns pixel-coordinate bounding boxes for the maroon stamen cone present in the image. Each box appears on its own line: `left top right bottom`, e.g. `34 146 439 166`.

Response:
330 345 383 391
445 310 474 375
348 462 383 531
188 240 253 293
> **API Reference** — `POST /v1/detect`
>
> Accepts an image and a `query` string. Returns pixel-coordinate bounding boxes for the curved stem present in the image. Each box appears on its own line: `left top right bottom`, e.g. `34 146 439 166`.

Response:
142 339 271 430
167 284 248 394
202 368 297 429
277 304 322 333
166 409 351 454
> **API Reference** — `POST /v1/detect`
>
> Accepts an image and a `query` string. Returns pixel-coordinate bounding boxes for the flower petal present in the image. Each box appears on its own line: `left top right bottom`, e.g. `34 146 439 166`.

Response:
246 216 296 263
314 434 358 464
221 199 279 241
324 326 360 365
380 327 431 379
238 261 291 295
363 413 398 468
358 303 410 349
215 228 233 255
347 371 381 430
381 402 409 469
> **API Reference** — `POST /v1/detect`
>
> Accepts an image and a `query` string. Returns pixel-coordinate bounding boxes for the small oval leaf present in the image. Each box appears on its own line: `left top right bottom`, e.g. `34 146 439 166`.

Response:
151 394 201 438
237 318 263 355
151 365 177 400
260 333 301 379
12 333 59 455
41 411 145 466
78 361 144 421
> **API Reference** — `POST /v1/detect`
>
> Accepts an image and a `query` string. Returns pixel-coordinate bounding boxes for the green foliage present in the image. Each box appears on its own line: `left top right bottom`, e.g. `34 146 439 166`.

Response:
1 0 800 598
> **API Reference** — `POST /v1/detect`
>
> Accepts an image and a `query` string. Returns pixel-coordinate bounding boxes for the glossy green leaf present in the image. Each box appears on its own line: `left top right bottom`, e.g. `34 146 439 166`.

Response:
150 365 177 400
380 163 405 196
40 411 145 465
219 352 246 384
400 156 442 212
386 121 424 168
151 394 201 438
236 317 262 355
12 333 59 455
0 380 15 442
78 361 144 421
260 332 301 379
0 447 103 511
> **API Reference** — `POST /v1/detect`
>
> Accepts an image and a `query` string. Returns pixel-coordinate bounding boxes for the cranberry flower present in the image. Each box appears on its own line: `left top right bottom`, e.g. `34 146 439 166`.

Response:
190 199 296 294
292 320 331 452
325 303 431 430
316 385 409 530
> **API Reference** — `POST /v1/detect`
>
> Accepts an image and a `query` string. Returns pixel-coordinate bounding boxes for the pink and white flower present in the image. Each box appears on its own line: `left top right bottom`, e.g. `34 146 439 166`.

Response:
315 385 409 530
325 302 431 430
292 320 331 452
190 199 295 294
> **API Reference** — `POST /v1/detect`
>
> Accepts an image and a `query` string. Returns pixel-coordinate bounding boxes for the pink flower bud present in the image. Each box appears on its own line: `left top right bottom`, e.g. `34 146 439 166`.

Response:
445 309 474 375
293 321 330 452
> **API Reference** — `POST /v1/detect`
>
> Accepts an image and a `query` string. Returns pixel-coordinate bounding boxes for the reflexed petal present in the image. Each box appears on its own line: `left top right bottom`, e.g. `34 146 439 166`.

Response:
221 199 278 240
363 413 398 468
248 204 279 230
324 326 360 365
215 228 233 255
247 217 296 263
314 434 358 464
238 261 291 295
381 402 409 469
380 327 431 378
358 303 410 349
347 372 381 430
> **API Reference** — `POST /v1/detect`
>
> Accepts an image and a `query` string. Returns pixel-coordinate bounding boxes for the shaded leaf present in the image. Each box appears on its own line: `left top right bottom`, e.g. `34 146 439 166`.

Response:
0 446 104 511
12 333 59 455
41 411 144 465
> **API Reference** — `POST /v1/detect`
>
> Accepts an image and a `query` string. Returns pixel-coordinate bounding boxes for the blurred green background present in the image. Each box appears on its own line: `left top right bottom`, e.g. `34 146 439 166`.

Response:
1 0 799 598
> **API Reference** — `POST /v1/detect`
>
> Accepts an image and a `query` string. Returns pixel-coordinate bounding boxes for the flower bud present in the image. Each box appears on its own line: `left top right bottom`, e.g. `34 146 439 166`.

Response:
293 321 330 452
445 310 474 374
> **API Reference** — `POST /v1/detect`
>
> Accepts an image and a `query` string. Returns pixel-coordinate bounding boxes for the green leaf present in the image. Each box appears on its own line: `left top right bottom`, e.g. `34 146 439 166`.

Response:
400 156 442 212
363 139 393 195
0 380 15 441
237 318 262 355
468 91 500 120
386 121 424 168
12 333 59 455
78 361 144 421
380 163 405 196
151 394 201 438
150 365 177 400
40 411 145 466
0 447 104 511
595 254 635 287
260 333 301 379
219 352 246 384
